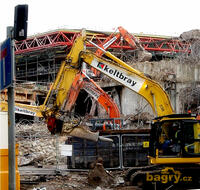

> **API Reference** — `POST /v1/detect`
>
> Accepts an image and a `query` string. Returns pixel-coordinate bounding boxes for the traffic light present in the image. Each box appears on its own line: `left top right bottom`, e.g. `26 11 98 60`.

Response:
14 5 28 41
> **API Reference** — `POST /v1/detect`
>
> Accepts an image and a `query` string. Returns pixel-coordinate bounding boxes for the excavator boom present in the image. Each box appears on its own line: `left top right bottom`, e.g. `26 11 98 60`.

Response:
65 33 173 117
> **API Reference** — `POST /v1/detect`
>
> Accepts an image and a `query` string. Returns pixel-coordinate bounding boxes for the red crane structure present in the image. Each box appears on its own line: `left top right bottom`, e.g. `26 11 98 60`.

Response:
15 29 191 55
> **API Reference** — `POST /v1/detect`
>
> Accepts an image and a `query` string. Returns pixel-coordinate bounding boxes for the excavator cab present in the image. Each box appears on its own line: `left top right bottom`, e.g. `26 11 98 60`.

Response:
149 114 200 164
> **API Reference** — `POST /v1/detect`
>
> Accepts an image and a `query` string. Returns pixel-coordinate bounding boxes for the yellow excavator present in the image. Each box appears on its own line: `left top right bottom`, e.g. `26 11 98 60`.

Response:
54 30 199 189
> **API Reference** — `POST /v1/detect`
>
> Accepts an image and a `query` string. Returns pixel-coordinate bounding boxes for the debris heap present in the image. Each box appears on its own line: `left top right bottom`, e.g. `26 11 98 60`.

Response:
16 121 58 167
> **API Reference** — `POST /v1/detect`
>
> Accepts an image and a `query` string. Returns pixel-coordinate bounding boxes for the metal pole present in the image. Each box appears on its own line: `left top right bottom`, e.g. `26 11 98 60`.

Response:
7 26 16 190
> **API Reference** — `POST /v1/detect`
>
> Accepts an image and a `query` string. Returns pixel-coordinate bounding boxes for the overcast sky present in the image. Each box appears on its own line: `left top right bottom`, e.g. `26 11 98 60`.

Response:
0 0 199 42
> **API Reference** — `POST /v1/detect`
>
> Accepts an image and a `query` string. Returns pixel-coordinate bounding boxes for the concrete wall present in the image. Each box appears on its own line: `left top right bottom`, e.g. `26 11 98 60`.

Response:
121 88 153 116
119 60 200 116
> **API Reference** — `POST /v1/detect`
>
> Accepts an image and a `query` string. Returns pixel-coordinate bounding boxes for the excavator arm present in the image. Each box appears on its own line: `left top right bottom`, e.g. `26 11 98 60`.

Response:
0 101 43 117
66 32 173 117
64 72 120 120
41 60 80 117
39 34 120 135
83 51 173 116
95 26 152 61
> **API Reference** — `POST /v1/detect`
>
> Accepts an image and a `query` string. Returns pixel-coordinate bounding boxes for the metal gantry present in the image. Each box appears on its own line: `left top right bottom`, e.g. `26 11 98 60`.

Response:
14 30 191 55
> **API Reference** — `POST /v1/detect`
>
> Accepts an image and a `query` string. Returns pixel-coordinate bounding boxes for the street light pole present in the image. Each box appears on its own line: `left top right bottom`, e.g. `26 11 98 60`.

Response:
7 26 16 190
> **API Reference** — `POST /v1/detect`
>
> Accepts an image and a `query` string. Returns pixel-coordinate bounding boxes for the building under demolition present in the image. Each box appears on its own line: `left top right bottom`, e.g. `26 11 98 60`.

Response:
1 28 200 188
11 28 200 117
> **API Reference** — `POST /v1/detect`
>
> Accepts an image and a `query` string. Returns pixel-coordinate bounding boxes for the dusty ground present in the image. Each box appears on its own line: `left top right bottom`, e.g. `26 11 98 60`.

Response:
20 170 139 190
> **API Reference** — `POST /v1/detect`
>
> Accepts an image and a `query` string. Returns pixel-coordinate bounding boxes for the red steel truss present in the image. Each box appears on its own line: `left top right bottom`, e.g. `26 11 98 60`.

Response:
15 30 191 55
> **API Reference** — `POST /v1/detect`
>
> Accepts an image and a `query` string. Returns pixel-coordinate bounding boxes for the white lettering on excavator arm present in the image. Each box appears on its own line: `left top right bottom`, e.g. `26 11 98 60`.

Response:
15 106 36 116
91 59 145 93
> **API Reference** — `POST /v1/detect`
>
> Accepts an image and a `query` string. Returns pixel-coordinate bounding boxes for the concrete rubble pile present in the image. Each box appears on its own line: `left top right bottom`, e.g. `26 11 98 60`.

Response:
179 29 200 64
16 122 58 167
180 29 200 41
